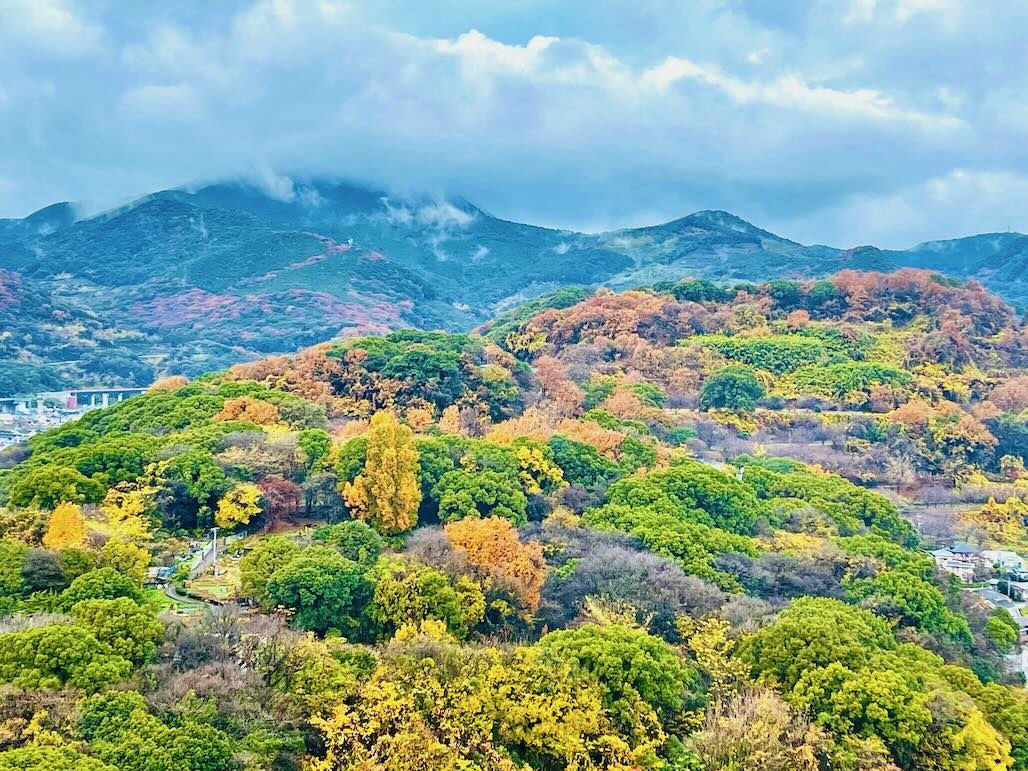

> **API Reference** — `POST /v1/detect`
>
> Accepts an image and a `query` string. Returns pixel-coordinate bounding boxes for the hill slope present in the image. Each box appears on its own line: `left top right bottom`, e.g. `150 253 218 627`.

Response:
1 177 1026 393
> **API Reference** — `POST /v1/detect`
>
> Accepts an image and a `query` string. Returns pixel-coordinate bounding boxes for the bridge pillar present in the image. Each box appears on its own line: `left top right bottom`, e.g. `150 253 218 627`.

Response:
102 393 109 408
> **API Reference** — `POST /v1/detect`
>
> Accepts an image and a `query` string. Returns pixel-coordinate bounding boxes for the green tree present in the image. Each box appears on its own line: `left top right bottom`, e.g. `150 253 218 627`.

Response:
699 366 765 412
59 567 143 609
161 449 229 526
792 661 932 763
0 624 132 691
433 469 528 525
71 597 163 664
6 466 103 508
298 428 333 472
21 547 67 592
333 437 367 484
312 520 385 565
0 746 115 771
58 547 96 582
605 461 759 535
845 570 972 644
368 558 485 639
984 610 1019 653
240 535 301 600
79 690 235 771
264 546 369 635
738 597 896 691
538 624 701 733
547 435 621 488
100 538 150 582
0 540 28 601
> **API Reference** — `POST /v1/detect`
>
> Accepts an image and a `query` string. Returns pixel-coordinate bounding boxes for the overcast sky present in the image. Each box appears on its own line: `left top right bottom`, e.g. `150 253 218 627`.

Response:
1 0 1026 248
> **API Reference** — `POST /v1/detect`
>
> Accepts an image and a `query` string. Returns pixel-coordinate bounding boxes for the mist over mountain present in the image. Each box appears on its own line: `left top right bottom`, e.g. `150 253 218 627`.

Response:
1 176 1025 394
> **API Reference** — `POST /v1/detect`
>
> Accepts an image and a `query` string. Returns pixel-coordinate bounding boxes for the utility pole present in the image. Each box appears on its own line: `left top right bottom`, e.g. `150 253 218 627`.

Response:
211 526 218 577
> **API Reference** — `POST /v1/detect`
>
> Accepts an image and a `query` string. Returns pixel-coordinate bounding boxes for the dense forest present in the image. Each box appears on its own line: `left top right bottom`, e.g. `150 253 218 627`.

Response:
0 268 1026 770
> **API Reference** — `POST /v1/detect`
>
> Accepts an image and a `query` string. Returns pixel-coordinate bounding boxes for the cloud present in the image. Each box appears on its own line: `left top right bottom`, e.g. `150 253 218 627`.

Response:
775 169 1028 248
643 56 962 129
0 0 102 56
248 166 297 202
0 0 1025 249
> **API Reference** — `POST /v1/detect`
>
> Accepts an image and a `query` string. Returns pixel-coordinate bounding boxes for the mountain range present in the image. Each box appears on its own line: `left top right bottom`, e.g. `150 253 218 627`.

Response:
1 176 1026 394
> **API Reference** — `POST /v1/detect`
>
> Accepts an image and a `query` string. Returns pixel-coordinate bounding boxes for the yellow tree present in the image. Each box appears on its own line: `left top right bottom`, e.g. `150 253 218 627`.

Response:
100 481 158 539
100 538 151 582
445 516 546 613
215 482 263 529
43 502 86 549
342 411 421 534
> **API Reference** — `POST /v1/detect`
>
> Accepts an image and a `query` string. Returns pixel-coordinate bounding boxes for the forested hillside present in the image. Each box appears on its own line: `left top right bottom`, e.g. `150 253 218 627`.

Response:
2 178 1028 395
0 269 1025 770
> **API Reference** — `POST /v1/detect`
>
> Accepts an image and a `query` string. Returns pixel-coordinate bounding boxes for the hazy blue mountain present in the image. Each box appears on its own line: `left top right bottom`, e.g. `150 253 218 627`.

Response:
0 176 1025 394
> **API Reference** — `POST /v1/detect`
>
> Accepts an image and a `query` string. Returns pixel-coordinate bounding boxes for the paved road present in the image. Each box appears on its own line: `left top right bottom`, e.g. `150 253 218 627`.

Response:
163 580 209 608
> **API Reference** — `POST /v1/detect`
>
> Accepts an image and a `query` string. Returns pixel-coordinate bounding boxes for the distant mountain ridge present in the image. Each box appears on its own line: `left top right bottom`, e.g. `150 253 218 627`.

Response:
0 176 1025 394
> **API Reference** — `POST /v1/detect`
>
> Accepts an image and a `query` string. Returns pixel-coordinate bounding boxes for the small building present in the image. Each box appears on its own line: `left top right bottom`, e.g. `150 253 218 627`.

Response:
979 549 1028 572
146 566 174 585
930 544 980 582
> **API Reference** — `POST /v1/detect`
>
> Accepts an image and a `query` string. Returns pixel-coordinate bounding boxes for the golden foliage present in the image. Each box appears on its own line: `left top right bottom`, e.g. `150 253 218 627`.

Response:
42 501 86 550
556 418 624 457
961 496 1027 545
445 516 547 613
403 403 435 432
214 396 282 426
514 444 565 494
601 389 657 421
228 344 342 408
676 616 748 702
215 482 263 529
437 405 462 436
342 411 422 534
485 408 555 445
786 309 810 329
100 481 157 539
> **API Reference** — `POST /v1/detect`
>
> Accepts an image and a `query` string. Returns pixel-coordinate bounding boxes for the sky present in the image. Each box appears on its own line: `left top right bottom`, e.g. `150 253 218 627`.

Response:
1 0 1027 248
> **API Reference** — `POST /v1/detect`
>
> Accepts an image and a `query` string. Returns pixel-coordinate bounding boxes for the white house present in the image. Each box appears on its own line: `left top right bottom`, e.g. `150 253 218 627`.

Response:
929 544 979 582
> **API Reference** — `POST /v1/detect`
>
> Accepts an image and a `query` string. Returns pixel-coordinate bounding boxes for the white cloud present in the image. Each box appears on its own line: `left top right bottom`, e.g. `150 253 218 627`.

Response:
435 29 559 74
249 166 297 202
643 56 962 129
0 0 102 56
415 202 475 228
